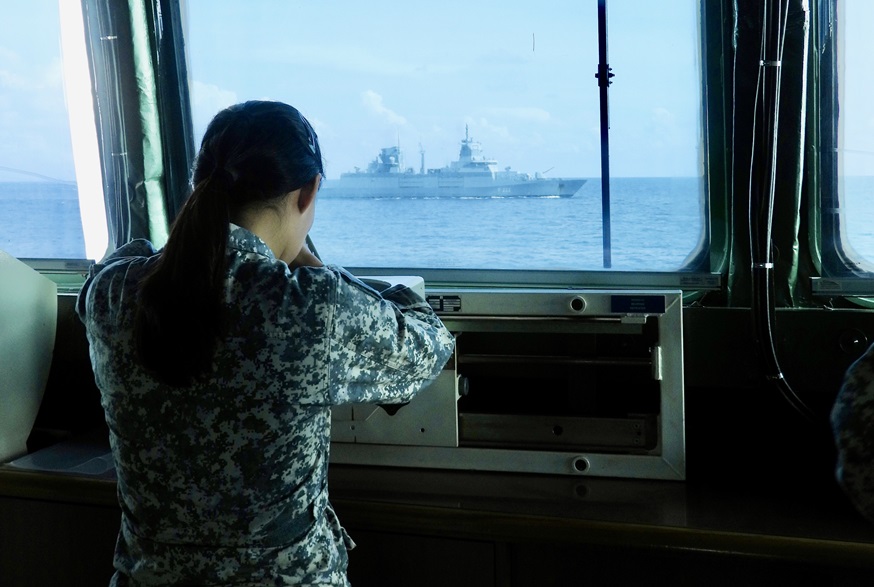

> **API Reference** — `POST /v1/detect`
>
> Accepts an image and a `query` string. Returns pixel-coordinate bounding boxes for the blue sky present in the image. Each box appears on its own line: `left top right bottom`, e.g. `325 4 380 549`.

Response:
0 0 72 182
185 0 701 179
0 1 871 184
841 0 874 175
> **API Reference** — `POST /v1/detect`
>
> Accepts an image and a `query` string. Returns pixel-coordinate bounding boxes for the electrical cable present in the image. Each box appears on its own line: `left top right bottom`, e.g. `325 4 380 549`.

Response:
748 0 818 422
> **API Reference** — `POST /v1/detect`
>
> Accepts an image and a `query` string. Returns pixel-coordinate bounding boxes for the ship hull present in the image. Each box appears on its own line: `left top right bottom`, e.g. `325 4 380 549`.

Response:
320 175 586 199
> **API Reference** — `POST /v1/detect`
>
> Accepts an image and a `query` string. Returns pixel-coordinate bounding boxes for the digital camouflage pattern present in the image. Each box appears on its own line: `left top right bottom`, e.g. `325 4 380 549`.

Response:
832 342 874 523
77 225 455 585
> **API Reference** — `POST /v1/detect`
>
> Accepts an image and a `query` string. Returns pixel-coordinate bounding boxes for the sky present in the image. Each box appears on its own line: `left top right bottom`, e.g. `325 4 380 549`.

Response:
184 0 702 179
0 0 73 183
0 0 872 184
840 0 874 175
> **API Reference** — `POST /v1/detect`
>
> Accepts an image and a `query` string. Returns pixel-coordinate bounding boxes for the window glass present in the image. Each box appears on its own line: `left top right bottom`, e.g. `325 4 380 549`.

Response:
0 0 87 259
839 0 874 263
184 0 703 271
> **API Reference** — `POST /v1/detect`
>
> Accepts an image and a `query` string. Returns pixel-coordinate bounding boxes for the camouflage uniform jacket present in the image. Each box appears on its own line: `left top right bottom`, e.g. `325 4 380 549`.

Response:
76 225 455 585
832 342 874 523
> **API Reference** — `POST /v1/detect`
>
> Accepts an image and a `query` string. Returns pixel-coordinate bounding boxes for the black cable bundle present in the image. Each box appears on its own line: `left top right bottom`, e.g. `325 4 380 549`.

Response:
748 0 817 422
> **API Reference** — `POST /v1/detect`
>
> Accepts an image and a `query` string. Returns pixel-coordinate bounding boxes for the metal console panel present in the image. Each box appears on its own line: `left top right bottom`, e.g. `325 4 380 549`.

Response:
331 287 685 481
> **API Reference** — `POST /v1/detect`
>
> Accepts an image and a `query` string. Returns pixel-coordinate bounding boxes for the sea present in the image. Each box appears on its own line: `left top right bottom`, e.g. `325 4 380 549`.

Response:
3 177 873 272
0 181 86 260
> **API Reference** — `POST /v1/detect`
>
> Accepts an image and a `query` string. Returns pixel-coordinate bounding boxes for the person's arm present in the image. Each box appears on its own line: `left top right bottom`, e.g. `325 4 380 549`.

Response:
832 344 874 522
324 267 454 405
75 240 157 322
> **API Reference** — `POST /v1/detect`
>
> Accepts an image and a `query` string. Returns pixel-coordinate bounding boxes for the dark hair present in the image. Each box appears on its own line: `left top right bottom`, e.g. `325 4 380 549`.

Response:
134 100 323 385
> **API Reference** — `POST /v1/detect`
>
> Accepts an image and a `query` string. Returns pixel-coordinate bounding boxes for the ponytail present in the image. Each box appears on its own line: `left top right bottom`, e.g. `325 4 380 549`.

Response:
134 173 231 386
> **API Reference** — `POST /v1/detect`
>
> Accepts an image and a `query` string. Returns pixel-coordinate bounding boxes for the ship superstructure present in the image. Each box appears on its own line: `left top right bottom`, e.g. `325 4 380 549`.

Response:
321 126 586 199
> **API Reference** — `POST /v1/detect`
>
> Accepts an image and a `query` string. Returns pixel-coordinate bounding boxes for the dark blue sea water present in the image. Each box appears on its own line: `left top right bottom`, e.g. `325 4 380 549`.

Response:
311 177 704 271
842 176 874 260
1 178 704 270
0 182 86 260
5 176 870 271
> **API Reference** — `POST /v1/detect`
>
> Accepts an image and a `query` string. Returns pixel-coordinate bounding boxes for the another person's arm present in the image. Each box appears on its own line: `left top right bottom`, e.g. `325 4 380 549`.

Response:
832 344 874 522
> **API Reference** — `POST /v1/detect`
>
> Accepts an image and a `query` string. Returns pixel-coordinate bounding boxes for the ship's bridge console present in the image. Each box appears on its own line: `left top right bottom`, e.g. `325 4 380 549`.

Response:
331 281 685 481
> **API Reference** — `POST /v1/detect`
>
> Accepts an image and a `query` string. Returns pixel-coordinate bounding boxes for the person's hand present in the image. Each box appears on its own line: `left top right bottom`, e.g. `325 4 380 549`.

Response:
289 241 323 268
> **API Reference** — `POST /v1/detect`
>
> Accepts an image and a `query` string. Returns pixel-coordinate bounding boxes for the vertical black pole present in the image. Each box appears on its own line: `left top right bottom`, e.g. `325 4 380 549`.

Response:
596 0 613 268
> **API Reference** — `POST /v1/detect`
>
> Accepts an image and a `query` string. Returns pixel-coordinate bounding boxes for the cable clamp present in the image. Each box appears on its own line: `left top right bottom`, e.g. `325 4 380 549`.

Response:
760 60 782 67
752 262 774 269
766 372 785 382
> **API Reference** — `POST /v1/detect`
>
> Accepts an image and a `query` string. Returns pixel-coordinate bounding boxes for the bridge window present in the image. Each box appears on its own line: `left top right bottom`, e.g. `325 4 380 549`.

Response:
834 1 874 268
183 0 706 279
0 0 103 262
812 0 874 296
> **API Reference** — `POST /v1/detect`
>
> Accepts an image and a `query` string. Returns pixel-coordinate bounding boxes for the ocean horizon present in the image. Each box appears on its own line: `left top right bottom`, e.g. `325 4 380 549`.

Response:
3 176 872 273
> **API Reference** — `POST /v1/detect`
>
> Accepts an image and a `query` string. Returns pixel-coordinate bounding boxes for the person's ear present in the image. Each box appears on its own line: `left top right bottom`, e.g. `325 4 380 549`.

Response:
297 174 319 213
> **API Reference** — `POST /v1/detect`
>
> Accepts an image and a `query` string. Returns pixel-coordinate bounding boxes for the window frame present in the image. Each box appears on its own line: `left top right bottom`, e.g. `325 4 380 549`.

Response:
172 0 723 290
810 0 874 296
38 0 725 292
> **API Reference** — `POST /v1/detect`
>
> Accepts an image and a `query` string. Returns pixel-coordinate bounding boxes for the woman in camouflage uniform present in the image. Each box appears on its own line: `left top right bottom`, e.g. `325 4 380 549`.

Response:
833 344 874 523
77 100 455 585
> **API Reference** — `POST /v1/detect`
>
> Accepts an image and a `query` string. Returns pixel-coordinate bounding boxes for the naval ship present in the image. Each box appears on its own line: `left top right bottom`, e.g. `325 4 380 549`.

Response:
320 126 586 199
